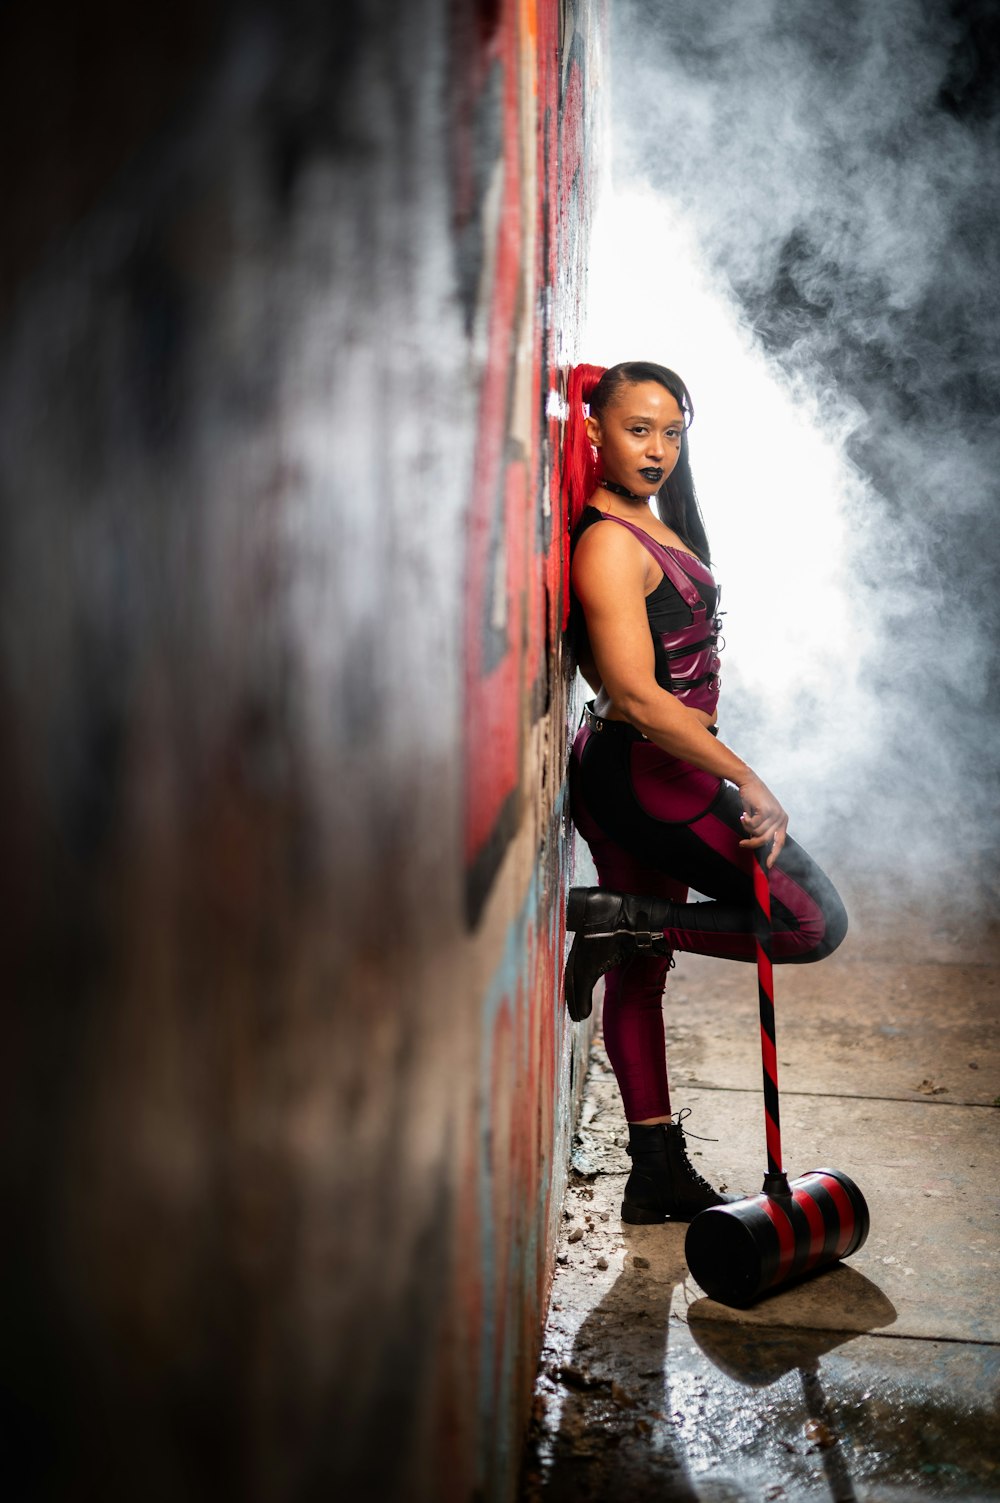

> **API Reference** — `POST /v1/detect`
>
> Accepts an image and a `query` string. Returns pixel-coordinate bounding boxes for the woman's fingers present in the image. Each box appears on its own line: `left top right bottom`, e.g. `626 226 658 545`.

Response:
766 823 788 869
739 814 789 867
738 777 788 867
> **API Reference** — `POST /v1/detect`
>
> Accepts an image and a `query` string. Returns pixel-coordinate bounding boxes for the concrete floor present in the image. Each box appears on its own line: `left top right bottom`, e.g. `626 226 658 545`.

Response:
524 886 1000 1501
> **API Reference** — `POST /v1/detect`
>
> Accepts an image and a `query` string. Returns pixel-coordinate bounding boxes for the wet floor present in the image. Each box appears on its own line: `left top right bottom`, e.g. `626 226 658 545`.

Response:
523 890 1000 1501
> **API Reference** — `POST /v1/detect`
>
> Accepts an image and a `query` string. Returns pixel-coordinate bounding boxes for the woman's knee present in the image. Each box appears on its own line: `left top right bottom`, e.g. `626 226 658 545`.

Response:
775 845 848 963
805 883 849 962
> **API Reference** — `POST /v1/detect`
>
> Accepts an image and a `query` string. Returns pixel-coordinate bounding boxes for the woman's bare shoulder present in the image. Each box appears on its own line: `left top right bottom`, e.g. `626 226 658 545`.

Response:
572 517 649 598
573 516 645 564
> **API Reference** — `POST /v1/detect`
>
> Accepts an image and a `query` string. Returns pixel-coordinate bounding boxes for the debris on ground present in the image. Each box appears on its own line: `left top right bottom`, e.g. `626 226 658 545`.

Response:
803 1418 837 1450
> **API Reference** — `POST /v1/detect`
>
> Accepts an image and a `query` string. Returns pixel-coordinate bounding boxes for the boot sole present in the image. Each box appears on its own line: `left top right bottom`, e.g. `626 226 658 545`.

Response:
621 1201 667 1225
621 1200 704 1224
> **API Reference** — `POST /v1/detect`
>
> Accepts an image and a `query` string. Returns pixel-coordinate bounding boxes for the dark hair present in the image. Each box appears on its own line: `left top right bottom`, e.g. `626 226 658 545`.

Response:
564 360 711 564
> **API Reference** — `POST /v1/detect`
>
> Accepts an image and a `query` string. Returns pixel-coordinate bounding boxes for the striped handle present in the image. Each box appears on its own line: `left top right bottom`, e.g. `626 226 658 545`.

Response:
752 848 786 1188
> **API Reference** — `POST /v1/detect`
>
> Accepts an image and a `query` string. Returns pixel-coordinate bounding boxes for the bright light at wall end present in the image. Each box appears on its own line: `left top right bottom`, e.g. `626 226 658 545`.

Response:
583 183 866 739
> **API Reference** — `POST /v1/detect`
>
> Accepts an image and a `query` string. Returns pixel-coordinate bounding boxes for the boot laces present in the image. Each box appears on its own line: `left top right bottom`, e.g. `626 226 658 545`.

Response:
597 935 635 978
670 1106 717 1142
669 1109 720 1193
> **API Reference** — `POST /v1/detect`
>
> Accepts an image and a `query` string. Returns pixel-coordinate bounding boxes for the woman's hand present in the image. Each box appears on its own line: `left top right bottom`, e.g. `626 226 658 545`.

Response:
737 775 788 869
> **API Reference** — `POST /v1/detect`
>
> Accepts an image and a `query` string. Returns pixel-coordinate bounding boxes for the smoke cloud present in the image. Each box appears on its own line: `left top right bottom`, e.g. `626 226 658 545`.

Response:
589 0 1000 910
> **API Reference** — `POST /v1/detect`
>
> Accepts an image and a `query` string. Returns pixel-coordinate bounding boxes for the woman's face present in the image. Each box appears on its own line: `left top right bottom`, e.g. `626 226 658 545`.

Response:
585 380 685 497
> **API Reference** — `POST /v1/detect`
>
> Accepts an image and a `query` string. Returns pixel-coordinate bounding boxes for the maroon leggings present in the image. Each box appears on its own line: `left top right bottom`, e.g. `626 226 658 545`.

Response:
570 722 847 1121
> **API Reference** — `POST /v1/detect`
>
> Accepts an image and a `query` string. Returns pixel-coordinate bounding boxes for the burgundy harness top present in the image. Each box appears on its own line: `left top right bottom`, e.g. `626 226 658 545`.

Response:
598 512 723 715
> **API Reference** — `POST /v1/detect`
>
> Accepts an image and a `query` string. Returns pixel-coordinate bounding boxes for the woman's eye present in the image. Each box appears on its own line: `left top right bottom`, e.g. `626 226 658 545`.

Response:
631 427 648 435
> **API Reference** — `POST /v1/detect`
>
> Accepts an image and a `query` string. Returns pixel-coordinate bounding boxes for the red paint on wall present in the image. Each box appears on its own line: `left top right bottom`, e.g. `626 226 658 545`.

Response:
460 0 590 926
431 1 597 1493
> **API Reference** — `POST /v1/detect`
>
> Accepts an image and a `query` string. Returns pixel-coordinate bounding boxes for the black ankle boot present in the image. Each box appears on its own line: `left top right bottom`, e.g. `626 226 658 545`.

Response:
564 886 674 1021
621 1112 742 1224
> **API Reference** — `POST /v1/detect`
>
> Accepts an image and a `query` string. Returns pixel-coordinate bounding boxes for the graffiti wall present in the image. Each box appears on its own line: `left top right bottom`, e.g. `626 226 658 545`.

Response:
0 1 599 1501
458 1 589 928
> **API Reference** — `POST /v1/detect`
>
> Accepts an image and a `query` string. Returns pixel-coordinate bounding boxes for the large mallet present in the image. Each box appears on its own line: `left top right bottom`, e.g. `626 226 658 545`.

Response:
684 849 870 1307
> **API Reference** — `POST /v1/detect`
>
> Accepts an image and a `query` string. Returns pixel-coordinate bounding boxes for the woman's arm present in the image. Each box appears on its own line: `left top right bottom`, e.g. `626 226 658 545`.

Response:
573 524 788 864
575 635 603 694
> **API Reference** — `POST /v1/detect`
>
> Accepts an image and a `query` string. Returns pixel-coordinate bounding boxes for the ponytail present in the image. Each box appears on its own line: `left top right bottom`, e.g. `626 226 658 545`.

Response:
561 363 607 533
559 363 606 629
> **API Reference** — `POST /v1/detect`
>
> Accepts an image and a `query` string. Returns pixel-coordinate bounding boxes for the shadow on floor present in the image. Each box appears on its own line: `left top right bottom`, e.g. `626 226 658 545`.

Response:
686 1272 897 1503
527 1230 901 1503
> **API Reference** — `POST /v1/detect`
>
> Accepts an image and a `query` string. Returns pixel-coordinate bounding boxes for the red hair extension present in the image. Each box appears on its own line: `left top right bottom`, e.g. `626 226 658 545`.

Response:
562 363 606 530
560 363 606 627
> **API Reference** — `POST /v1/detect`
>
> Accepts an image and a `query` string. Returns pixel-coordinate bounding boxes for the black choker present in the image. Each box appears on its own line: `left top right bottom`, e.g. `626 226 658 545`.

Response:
599 478 645 502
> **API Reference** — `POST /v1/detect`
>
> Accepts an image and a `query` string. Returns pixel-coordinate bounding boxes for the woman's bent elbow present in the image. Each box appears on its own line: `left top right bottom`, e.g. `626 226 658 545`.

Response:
617 689 673 737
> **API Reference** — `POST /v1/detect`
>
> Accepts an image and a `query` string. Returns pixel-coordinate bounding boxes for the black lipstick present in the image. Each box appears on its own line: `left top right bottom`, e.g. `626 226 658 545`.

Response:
639 467 664 483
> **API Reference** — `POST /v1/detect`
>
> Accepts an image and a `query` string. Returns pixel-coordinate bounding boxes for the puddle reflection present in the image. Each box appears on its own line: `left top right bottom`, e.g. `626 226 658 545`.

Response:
687 1269 897 1503
530 1232 1000 1502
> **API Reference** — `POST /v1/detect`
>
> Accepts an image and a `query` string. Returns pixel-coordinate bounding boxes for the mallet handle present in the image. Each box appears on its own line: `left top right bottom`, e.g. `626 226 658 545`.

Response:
752 848 786 1183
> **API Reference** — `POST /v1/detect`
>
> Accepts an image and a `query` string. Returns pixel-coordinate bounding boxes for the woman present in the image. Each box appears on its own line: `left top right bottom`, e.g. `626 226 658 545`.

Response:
562 361 847 1226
